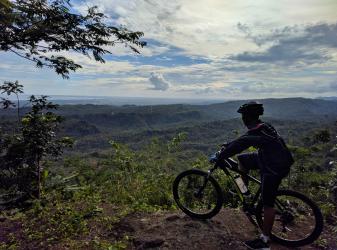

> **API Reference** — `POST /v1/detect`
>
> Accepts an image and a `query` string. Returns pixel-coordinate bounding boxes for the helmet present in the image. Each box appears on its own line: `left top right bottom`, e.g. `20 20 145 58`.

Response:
237 101 264 116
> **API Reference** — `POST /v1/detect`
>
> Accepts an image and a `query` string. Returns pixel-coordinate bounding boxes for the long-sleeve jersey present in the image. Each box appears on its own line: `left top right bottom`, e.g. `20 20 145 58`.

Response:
219 121 294 177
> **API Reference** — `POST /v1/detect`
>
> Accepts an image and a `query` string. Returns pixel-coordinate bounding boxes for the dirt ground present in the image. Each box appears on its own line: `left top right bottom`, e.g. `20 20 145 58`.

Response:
1 207 336 249
115 208 337 250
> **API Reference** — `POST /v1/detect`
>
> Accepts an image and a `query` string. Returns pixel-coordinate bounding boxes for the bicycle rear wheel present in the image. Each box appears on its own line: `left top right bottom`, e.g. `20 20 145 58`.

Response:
173 169 223 219
255 189 324 247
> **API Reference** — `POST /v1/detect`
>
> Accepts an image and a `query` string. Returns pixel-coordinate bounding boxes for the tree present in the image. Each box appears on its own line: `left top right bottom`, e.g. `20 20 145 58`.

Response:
0 0 146 202
313 129 331 144
0 0 146 78
0 81 23 122
0 83 73 200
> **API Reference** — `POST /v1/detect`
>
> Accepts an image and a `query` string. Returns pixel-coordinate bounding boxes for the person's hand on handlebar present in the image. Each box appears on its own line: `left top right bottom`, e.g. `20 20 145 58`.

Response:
209 148 224 163
209 153 218 163
221 141 230 149
209 141 230 163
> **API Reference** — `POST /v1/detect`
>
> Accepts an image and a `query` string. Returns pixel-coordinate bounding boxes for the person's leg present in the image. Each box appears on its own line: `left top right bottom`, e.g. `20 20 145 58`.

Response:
263 206 276 236
237 152 259 186
261 174 283 240
238 159 249 186
244 172 279 250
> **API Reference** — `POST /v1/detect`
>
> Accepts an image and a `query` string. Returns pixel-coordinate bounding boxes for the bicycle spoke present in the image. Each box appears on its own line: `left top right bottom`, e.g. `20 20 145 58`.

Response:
269 194 317 241
177 173 218 215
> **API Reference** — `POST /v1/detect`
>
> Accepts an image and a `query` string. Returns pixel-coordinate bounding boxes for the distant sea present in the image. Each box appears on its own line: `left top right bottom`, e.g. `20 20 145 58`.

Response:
3 95 336 106
7 95 227 106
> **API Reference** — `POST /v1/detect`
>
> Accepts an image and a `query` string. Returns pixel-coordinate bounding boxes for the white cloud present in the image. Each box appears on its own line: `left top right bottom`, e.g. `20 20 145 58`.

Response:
75 0 337 58
232 23 337 65
148 72 170 90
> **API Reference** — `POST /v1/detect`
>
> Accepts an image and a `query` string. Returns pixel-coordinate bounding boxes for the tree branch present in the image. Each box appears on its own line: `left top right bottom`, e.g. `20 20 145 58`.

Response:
9 48 54 68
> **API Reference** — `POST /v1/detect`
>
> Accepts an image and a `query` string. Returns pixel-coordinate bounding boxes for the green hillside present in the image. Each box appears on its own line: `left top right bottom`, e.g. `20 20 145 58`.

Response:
1 98 336 249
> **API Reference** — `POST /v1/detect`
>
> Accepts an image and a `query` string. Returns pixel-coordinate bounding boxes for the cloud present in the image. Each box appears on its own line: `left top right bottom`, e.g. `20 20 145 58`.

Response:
148 73 170 90
196 87 213 94
231 45 328 64
74 0 337 59
329 81 337 90
236 80 337 95
237 22 250 34
232 22 337 64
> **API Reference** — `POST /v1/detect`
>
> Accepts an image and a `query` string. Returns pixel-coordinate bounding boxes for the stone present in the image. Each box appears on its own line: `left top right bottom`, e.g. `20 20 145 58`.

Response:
165 215 180 222
135 238 165 249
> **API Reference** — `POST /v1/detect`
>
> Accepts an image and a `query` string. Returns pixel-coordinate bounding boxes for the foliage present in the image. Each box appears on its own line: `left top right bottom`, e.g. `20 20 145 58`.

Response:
48 134 190 212
0 81 23 123
313 129 331 144
0 83 73 201
284 127 337 224
0 135 189 248
92 136 184 211
0 0 146 78
0 81 23 97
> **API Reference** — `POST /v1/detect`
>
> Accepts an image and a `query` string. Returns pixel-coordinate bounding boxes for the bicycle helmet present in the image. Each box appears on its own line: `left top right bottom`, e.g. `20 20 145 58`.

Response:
237 101 264 116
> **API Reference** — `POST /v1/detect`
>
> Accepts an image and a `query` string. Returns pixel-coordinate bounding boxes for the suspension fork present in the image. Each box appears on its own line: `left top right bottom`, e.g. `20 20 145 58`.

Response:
195 166 217 197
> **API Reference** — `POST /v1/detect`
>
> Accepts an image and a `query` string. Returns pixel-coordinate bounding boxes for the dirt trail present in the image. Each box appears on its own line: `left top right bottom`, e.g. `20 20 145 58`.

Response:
116 208 336 250
1 207 336 249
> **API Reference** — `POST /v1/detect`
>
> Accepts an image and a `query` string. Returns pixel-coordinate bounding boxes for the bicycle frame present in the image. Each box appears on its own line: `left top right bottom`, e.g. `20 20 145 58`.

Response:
209 157 262 208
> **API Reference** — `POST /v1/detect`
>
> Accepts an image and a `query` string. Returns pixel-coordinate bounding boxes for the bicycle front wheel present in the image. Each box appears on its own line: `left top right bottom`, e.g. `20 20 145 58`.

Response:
173 169 223 219
256 189 324 247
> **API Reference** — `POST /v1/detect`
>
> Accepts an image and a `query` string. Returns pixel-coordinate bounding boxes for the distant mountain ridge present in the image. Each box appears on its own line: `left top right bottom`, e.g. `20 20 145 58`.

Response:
201 97 337 120
1 98 336 134
316 96 337 101
1 97 335 154
53 97 337 143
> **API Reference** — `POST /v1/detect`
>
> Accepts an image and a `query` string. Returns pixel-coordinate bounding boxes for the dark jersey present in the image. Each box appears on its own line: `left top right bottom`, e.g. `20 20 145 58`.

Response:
219 121 294 177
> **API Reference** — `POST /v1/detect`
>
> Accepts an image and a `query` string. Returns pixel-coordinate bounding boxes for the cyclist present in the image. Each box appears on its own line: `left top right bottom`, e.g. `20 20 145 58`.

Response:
217 101 294 250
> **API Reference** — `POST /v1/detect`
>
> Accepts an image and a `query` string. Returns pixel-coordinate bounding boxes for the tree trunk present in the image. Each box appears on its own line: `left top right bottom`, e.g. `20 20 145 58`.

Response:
37 159 41 199
16 94 20 124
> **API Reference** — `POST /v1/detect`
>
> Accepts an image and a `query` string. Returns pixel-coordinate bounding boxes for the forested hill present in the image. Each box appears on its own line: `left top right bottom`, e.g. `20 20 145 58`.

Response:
55 97 337 124
1 97 336 143
51 97 337 134
1 97 336 124
203 98 337 121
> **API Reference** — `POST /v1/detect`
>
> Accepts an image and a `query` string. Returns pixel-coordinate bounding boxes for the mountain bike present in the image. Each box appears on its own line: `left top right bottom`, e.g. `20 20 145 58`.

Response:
172 155 324 248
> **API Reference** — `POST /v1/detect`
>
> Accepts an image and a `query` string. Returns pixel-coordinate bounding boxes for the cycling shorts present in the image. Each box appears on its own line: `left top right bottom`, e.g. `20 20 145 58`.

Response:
237 152 282 207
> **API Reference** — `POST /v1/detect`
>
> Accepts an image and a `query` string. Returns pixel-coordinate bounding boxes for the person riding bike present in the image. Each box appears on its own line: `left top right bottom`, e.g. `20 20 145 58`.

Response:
217 101 294 250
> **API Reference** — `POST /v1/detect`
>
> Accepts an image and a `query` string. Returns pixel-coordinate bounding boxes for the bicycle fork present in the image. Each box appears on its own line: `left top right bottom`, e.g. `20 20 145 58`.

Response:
194 167 216 202
194 168 215 198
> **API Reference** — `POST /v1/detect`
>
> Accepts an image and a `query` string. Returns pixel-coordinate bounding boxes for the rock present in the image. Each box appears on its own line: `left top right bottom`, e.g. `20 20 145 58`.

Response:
165 215 180 222
116 221 135 233
134 238 165 249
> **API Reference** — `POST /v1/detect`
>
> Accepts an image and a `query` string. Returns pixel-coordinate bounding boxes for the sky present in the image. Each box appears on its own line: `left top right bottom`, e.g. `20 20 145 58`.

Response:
1 0 337 100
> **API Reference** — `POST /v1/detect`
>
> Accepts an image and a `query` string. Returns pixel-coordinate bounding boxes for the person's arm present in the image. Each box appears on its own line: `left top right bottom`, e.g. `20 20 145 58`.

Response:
218 134 263 160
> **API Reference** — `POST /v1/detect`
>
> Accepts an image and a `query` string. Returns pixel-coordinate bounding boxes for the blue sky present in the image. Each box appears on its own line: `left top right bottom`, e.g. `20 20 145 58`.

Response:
1 0 337 99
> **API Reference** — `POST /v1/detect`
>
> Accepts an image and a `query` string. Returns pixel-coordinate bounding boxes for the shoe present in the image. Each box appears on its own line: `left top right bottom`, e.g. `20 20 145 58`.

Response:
243 238 270 250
